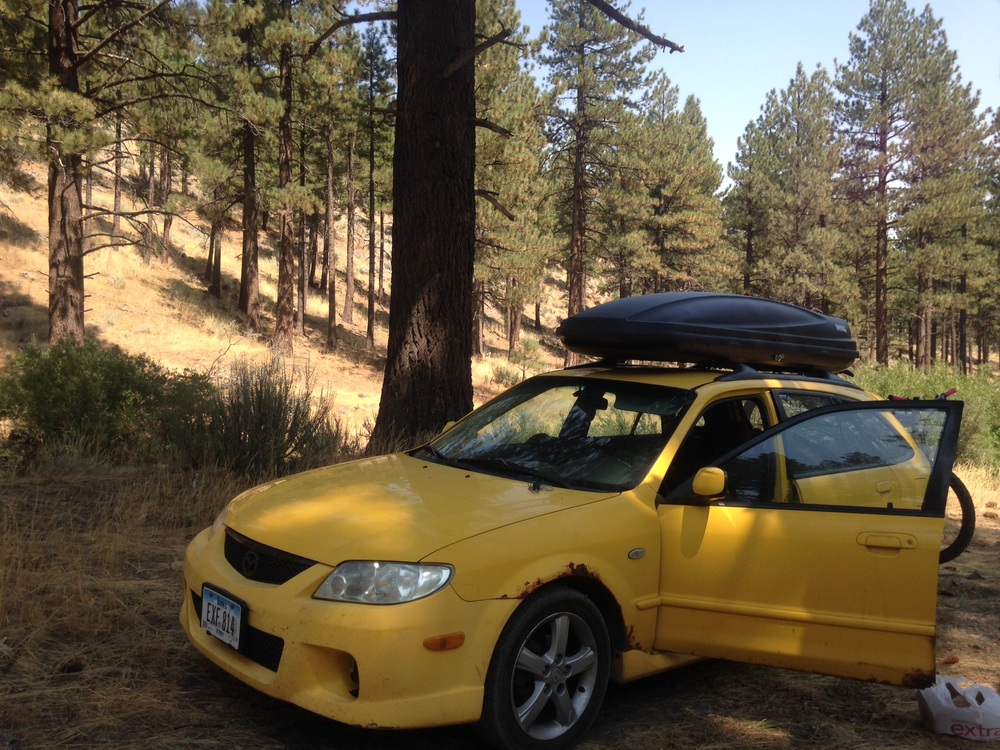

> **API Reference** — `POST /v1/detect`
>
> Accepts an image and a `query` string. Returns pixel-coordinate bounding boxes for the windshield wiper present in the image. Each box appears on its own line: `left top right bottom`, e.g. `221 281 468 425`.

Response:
412 444 449 462
451 456 571 489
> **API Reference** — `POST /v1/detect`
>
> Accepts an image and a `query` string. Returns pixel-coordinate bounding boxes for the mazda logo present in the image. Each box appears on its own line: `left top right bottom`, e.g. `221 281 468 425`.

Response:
241 550 260 579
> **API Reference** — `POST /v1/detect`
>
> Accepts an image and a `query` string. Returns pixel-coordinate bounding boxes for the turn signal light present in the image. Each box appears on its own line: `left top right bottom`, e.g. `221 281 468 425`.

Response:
423 632 465 651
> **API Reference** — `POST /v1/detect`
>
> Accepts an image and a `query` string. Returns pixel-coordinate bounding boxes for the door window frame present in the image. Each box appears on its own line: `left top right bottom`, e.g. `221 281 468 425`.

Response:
661 400 963 517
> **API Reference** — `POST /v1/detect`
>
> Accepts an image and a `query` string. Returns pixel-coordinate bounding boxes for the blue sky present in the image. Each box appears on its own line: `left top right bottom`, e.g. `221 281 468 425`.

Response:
515 1 999 172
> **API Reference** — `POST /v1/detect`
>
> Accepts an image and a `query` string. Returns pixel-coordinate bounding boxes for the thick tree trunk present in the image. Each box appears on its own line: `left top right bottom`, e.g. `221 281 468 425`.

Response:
324 126 338 350
160 149 173 259
47 0 85 344
506 302 522 356
368 0 476 452
112 115 122 243
743 202 755 293
366 100 377 351
958 271 968 375
273 33 295 354
238 15 260 331
378 210 386 305
47 150 86 344
343 131 357 325
564 90 588 367
471 278 484 358
83 160 93 253
295 132 306 335
916 272 932 372
209 219 223 298
239 121 260 332
307 209 320 288
874 118 889 365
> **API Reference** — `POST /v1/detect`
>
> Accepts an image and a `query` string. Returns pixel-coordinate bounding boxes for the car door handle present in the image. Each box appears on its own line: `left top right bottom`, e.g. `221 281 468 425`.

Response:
875 481 893 495
857 532 917 550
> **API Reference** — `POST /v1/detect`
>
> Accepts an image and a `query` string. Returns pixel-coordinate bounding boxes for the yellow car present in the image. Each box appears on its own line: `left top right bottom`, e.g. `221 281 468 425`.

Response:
180 294 964 750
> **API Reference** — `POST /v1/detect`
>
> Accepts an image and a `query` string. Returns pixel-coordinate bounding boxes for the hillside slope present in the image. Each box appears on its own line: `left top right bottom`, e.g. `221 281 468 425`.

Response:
0 168 564 439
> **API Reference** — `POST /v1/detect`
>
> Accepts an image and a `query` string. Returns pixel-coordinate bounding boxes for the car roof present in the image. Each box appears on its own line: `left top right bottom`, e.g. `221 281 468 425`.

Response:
541 361 866 397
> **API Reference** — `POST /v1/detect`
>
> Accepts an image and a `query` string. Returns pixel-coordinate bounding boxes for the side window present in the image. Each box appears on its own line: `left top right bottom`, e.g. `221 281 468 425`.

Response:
774 391 845 420
715 406 948 513
785 409 914 477
661 396 769 495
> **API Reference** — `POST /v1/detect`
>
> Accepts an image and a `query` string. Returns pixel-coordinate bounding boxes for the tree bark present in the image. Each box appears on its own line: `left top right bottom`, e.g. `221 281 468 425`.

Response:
471 278 484 358
307 209 320 288
368 0 476 452
564 85 588 367
112 115 122 243
239 120 260 332
273 30 295 354
874 102 890 365
159 149 173 259
324 126 338 350
366 87 377 351
209 217 223 298
506 301 522 356
378 210 386 305
295 131 306 336
47 0 85 344
342 130 357 325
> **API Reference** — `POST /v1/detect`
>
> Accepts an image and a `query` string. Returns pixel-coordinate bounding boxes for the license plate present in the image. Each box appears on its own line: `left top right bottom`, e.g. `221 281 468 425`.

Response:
201 585 245 650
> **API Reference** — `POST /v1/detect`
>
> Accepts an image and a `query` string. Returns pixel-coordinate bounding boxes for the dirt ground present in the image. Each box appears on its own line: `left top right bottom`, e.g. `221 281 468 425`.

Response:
1 468 998 750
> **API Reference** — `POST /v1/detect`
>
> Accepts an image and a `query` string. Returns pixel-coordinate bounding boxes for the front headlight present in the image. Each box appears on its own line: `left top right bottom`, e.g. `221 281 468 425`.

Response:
314 561 454 604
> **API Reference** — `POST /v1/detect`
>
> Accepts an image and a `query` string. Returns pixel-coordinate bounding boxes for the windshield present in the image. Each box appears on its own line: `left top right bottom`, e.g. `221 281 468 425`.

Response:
416 376 694 491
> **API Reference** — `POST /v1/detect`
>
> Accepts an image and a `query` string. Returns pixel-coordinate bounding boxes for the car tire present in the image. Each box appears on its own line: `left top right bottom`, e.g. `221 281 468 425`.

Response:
940 473 976 564
478 587 611 750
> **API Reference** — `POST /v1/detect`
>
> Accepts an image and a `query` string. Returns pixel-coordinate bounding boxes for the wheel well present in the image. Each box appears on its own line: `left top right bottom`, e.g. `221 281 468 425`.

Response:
525 577 628 652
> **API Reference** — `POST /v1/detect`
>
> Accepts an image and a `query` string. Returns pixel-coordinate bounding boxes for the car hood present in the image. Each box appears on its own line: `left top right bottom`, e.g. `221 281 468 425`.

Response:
225 453 618 566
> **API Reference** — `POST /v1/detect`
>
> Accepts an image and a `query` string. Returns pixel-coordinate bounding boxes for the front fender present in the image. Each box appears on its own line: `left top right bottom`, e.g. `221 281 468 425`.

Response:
434 492 661 651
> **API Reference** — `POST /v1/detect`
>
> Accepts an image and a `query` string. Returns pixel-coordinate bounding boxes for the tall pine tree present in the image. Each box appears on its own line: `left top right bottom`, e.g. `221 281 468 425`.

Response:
541 0 654 355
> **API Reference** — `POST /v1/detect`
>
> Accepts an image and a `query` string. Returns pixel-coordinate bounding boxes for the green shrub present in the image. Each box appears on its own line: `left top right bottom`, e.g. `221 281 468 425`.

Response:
208 357 350 481
491 361 523 388
850 362 1000 468
0 339 216 471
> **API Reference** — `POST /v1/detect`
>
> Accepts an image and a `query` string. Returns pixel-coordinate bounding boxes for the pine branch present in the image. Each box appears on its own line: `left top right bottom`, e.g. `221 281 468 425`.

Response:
474 118 514 138
475 189 515 221
582 0 684 53
304 11 396 63
76 0 174 68
443 27 513 79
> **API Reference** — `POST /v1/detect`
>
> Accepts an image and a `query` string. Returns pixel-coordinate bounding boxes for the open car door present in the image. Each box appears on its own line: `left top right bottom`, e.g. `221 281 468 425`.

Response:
654 400 963 687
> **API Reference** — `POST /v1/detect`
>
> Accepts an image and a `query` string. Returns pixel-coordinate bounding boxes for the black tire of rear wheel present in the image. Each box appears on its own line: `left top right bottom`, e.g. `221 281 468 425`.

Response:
940 473 976 564
477 587 611 750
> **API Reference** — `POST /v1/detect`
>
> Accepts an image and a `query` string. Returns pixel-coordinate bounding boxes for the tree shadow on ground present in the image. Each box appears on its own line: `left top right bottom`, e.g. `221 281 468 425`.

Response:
0 212 41 248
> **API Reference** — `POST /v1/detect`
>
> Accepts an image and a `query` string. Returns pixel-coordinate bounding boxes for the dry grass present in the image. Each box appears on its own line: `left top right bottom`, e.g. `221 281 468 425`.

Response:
4 164 1000 749
0 163 559 442
1 467 998 749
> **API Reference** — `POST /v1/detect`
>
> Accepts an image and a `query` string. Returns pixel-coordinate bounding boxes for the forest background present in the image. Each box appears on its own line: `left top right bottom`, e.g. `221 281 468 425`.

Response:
0 0 998 456
3 2 1000 747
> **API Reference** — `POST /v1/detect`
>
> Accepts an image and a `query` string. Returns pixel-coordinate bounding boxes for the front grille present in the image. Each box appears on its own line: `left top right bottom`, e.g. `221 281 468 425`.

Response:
224 528 316 585
192 591 284 672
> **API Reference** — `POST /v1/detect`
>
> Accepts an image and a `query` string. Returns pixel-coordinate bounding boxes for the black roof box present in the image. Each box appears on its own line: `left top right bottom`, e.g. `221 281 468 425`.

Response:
556 292 859 372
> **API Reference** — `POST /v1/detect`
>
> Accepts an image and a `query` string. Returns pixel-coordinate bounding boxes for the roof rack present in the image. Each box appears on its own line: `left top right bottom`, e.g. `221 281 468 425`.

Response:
579 357 859 387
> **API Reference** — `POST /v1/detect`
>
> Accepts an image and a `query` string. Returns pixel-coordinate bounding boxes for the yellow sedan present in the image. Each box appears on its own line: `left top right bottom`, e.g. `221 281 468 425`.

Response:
181 366 962 750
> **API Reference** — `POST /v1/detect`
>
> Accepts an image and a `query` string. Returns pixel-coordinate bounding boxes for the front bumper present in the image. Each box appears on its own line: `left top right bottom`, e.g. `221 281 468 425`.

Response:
179 527 518 729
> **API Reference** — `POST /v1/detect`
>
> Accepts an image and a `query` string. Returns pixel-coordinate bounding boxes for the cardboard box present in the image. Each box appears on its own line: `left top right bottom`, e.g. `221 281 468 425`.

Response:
917 676 1000 741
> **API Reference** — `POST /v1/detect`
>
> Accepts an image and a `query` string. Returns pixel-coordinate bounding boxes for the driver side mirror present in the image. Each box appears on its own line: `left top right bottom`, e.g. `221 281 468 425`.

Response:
691 466 727 504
